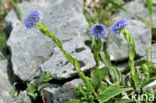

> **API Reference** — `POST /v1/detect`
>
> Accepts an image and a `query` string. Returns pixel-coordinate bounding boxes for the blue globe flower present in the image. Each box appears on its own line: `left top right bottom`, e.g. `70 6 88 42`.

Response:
89 24 107 38
24 11 40 28
110 18 128 34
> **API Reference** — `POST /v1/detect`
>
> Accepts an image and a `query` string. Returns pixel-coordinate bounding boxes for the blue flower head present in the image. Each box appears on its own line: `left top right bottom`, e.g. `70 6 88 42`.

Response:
110 18 128 34
90 24 107 38
24 11 40 28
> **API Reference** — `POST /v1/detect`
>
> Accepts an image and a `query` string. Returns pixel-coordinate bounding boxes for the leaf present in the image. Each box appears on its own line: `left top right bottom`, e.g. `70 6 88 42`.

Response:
0 52 4 61
74 85 95 103
141 64 150 80
98 87 132 103
56 39 63 48
76 85 88 96
95 39 103 53
91 39 102 54
38 83 49 91
116 99 132 103
95 67 109 81
90 67 109 89
146 0 153 16
74 58 80 70
10 85 16 98
27 83 38 100
40 72 52 82
90 70 99 89
140 77 156 88
67 99 80 103
111 67 121 83
0 29 7 48
100 51 111 68
122 60 147 74
64 52 74 65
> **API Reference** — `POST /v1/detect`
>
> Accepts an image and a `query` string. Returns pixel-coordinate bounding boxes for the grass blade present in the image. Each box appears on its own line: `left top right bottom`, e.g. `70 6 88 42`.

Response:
140 77 156 88
108 0 152 26
146 0 153 16
8 0 22 20
146 0 154 26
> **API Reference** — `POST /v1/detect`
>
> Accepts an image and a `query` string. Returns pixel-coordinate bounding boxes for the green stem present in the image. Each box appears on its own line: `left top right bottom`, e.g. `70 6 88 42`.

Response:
36 22 98 99
94 53 100 67
91 38 102 67
121 28 138 87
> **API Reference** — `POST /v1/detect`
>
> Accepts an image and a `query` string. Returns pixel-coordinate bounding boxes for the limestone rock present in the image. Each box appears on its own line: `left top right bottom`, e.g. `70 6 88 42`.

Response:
6 0 88 80
0 97 28 103
113 0 156 24
0 60 11 97
46 79 84 103
41 35 95 79
0 60 28 103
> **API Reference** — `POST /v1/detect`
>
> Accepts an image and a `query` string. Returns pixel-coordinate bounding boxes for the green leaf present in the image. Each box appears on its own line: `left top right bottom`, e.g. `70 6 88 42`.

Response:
27 83 38 100
64 52 75 65
146 0 153 16
98 87 132 103
116 99 132 103
111 67 121 83
0 52 4 61
56 39 63 48
100 51 111 68
90 67 109 89
40 72 52 82
38 83 49 91
95 39 103 53
67 99 80 103
99 83 108 91
74 58 80 70
95 67 109 81
90 70 99 89
91 39 102 54
0 29 7 48
74 85 95 103
140 77 156 88
75 85 92 96
141 64 150 80
122 60 147 74
10 85 16 98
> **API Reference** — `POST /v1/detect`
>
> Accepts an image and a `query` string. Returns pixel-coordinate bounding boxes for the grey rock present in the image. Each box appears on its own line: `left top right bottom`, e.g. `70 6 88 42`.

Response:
113 0 156 24
41 35 95 79
112 0 145 20
0 60 28 103
154 0 156 4
0 60 11 97
6 0 88 80
46 79 84 103
0 97 28 103
106 19 151 61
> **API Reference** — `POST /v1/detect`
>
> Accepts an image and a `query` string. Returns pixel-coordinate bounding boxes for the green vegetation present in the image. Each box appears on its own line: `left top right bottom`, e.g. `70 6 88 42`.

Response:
10 72 52 103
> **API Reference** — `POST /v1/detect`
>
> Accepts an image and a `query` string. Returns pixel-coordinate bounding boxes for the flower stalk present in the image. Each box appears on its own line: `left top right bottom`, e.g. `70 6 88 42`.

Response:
109 18 139 87
121 28 138 87
89 24 107 67
36 22 99 99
